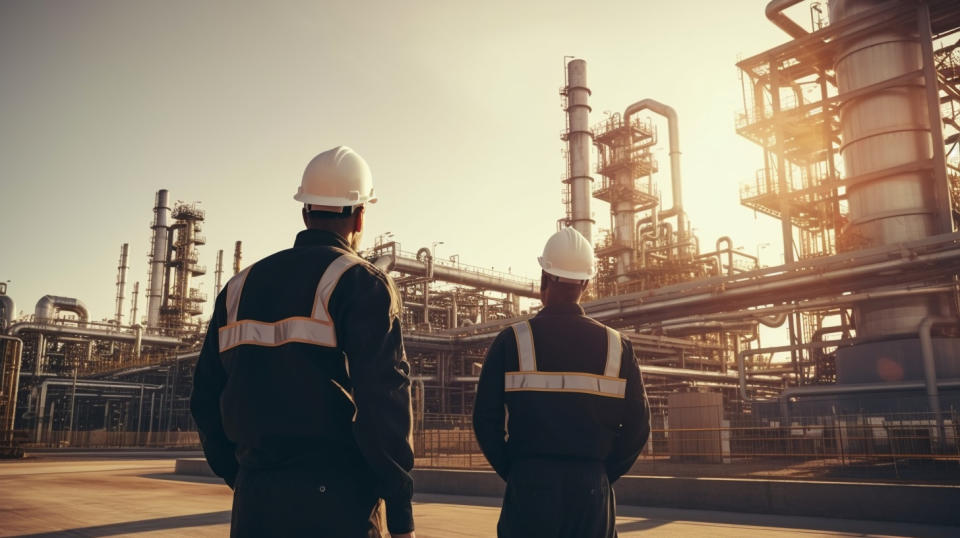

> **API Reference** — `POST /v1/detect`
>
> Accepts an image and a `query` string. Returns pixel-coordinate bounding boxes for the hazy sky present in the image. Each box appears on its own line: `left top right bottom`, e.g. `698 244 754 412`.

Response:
0 0 799 322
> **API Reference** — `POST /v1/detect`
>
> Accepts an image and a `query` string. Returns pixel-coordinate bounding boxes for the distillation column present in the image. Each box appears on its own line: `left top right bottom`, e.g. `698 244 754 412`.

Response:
563 59 594 244
830 0 956 384
832 0 951 338
146 190 170 329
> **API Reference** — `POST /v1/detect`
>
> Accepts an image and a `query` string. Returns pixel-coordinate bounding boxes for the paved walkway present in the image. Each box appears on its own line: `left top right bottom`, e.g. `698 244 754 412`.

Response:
0 454 955 537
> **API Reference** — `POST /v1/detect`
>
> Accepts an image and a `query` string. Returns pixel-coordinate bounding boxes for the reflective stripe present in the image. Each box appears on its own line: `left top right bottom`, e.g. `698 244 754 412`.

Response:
225 266 251 324
504 371 626 399
219 253 367 351
219 317 335 352
604 327 622 378
512 321 536 371
313 254 364 322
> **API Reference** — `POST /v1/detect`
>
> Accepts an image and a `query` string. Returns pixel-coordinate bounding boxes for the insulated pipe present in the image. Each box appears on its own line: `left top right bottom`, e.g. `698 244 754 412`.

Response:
34 296 89 325
373 254 539 298
623 99 685 241
0 295 14 331
919 316 957 447
766 0 810 39
8 322 180 346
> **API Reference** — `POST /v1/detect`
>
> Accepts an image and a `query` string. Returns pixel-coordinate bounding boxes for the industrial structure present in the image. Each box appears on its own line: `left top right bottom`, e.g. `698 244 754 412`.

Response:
1 0 959 465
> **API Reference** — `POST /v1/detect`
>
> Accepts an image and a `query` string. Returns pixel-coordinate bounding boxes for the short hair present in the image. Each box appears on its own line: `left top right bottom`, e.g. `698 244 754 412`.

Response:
304 206 356 220
540 271 586 303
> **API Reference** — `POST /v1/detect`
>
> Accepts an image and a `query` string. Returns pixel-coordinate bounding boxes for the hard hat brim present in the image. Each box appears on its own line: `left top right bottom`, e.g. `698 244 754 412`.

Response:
538 257 593 281
294 192 378 206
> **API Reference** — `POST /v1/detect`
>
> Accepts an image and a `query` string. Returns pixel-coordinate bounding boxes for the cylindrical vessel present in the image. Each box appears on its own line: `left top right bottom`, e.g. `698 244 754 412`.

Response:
146 190 170 328
831 0 949 337
566 59 594 245
115 243 129 325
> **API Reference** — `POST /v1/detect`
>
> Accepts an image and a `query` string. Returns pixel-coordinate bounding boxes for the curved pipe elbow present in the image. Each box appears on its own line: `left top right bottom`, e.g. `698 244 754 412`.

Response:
766 0 809 39
35 295 89 324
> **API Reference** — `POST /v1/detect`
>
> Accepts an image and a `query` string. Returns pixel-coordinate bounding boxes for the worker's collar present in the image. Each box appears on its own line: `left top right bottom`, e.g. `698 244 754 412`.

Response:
294 229 355 253
536 303 585 317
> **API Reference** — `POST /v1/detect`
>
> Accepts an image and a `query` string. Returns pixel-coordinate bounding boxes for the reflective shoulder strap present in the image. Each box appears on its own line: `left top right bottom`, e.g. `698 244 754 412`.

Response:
511 321 537 372
225 266 252 324
603 326 622 378
312 253 365 322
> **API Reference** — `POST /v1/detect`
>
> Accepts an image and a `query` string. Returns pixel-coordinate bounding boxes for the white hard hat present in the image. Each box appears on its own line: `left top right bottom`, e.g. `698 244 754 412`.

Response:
295 146 378 210
538 227 595 282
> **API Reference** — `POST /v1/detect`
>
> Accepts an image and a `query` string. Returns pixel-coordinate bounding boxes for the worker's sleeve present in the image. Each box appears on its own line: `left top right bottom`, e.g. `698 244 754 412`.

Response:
339 270 415 535
472 331 510 479
189 291 238 488
605 336 650 483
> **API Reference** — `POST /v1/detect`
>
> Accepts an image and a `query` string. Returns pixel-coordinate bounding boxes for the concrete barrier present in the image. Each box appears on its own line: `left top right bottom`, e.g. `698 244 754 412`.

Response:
175 460 960 526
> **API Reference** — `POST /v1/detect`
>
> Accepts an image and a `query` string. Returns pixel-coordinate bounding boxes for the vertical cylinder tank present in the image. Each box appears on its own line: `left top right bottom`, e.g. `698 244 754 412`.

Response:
146 190 170 328
831 0 950 337
565 59 594 245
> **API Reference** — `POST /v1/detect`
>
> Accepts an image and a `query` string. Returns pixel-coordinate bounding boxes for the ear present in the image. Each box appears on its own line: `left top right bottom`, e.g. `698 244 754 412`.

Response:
353 206 365 234
302 207 309 228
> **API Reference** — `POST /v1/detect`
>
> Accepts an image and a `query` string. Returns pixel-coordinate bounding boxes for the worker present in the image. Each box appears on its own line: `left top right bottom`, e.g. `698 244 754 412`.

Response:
473 227 650 538
190 146 415 538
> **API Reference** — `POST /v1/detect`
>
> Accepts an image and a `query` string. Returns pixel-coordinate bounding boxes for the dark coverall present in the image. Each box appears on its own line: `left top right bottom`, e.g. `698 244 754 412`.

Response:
190 229 414 537
473 303 650 538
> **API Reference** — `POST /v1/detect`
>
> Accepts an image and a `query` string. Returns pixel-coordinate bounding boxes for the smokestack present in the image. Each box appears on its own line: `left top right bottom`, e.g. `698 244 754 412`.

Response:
129 281 140 326
233 241 242 275
563 58 594 244
146 190 171 328
215 249 224 297
115 243 129 325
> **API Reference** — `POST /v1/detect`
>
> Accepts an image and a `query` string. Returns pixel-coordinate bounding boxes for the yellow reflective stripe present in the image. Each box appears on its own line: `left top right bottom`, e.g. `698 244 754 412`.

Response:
218 317 336 352
604 327 622 378
504 371 626 399
312 254 364 322
512 321 536 371
225 266 252 324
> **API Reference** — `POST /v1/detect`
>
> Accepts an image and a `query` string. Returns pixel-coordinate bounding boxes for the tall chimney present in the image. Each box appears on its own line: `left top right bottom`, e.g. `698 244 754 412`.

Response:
115 243 129 325
563 58 594 244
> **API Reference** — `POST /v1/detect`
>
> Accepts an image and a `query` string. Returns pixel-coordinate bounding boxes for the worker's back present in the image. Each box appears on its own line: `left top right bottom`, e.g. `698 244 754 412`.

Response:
501 306 628 463
216 232 393 457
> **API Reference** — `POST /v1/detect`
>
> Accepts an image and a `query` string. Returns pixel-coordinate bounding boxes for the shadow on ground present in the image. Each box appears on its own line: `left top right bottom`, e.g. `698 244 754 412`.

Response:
12 511 231 537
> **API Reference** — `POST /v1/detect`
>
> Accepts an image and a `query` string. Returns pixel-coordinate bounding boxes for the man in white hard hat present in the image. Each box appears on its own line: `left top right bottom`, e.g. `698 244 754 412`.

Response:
191 146 415 537
473 227 650 538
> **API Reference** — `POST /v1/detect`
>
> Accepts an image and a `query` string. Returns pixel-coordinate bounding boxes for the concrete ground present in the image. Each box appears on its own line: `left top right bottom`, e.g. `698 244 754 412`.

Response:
0 452 956 537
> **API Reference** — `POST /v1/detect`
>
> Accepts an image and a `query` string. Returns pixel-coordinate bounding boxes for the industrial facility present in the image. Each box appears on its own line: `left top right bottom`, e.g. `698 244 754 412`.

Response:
2 0 960 467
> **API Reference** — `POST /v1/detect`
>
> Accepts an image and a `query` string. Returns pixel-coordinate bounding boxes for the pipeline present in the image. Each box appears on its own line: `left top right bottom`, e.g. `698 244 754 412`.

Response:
34 296 89 325
623 99 685 241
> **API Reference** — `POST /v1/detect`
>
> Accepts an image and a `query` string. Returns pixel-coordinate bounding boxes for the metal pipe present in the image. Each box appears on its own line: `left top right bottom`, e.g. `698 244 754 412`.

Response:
737 338 860 403
34 296 89 325
373 254 539 298
147 189 171 328
623 99 685 241
766 0 809 39
919 316 957 447
717 236 734 276
8 322 180 346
